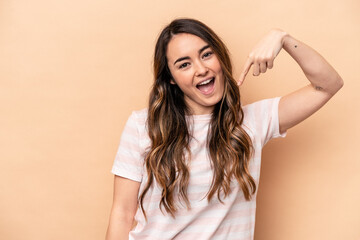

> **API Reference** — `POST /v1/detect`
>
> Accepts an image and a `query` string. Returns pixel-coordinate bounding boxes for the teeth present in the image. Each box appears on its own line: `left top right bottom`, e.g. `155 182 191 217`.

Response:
198 78 213 86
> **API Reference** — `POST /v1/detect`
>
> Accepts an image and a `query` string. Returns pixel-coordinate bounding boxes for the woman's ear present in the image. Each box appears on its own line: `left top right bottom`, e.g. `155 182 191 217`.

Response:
170 79 176 85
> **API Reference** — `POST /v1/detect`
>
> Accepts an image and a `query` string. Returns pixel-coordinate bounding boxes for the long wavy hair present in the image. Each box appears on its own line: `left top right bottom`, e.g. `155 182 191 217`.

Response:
140 18 255 219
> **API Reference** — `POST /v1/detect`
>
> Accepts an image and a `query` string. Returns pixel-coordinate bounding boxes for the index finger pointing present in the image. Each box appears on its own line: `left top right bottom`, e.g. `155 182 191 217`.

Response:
238 57 253 86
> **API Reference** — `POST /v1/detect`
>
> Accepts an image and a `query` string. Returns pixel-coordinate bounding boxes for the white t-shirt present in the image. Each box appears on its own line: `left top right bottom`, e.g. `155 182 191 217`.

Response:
111 97 286 240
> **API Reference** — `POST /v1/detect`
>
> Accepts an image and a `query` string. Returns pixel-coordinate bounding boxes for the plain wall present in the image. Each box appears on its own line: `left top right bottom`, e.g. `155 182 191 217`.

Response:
1 0 359 239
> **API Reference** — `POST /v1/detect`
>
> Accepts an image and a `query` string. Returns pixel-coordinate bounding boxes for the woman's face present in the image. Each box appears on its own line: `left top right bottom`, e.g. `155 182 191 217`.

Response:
166 33 225 115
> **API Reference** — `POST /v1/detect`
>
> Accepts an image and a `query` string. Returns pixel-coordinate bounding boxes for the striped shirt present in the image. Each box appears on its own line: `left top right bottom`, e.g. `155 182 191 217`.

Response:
111 97 286 240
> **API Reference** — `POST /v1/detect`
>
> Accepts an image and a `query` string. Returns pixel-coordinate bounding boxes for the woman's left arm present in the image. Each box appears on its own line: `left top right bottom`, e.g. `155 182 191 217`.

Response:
239 29 344 134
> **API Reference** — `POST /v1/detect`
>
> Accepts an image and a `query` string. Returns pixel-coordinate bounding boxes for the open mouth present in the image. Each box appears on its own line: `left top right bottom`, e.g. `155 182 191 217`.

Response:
196 77 215 94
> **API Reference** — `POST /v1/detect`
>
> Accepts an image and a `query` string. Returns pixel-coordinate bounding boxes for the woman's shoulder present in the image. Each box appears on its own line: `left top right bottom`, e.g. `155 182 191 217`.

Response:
241 97 281 130
122 108 148 138
131 108 148 118
128 108 148 125
241 97 285 144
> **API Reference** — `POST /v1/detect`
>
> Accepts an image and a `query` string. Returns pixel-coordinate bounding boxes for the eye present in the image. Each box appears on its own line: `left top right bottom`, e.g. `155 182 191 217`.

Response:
179 62 190 69
202 51 213 59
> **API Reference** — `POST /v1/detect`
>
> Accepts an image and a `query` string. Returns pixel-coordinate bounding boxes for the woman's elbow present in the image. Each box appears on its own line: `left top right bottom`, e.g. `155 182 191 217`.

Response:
333 75 344 93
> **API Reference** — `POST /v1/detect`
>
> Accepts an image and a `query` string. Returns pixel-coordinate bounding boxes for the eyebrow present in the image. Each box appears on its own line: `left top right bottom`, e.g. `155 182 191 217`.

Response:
173 45 210 65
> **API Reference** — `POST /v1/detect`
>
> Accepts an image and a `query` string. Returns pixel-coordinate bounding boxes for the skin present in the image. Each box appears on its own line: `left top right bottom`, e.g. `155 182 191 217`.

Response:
105 176 139 240
105 29 343 240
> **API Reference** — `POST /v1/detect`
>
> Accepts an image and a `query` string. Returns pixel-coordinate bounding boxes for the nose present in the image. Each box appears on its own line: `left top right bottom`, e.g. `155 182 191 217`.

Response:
195 60 208 77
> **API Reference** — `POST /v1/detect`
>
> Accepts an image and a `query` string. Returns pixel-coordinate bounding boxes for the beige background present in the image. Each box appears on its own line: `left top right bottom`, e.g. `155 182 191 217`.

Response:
1 0 359 239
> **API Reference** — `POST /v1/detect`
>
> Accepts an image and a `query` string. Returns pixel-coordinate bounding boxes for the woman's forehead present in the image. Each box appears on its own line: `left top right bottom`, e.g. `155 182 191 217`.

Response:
166 33 208 59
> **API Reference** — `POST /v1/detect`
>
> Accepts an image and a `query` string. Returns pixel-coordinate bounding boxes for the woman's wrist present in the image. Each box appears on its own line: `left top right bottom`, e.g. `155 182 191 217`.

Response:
268 28 289 47
282 33 300 53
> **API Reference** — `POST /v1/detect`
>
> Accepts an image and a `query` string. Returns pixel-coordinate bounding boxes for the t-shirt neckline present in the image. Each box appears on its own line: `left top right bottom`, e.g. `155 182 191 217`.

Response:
186 113 212 121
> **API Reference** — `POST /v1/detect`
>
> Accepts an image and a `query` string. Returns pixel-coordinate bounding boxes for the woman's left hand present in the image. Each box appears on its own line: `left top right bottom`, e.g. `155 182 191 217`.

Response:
238 29 288 86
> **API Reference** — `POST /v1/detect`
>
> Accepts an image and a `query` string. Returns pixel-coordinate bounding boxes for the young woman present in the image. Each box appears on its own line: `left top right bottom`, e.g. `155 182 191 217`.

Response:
106 18 343 239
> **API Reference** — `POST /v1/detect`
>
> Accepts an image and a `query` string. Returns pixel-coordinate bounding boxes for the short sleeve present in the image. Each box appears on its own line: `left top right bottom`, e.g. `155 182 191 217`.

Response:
242 97 287 147
266 97 287 143
111 111 144 182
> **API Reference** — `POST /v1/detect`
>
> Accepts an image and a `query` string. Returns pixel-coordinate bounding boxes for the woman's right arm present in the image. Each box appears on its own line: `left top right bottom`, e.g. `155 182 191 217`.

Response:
105 175 141 240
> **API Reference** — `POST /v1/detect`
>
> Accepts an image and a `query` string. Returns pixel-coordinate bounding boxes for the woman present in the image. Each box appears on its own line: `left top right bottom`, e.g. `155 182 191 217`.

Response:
106 18 343 239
